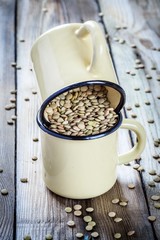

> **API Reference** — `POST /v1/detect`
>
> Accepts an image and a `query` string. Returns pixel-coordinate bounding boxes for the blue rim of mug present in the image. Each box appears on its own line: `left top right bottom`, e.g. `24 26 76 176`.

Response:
37 80 125 140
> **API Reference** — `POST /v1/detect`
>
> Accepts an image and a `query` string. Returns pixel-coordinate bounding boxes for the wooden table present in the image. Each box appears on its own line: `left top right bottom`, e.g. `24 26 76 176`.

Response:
0 0 160 239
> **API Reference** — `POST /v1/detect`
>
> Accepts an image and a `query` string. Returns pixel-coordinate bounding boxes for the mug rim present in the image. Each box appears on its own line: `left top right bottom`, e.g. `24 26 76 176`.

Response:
37 80 125 140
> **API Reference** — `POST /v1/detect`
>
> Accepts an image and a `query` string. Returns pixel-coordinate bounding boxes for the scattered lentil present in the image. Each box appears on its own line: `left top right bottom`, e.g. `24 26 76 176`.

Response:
1 189 8 195
134 88 140 91
108 212 116 218
11 62 17 67
135 59 141 64
148 216 156 222
148 170 156 175
85 225 93 231
154 203 160 209
133 164 140 169
148 120 154 124
16 66 21 70
74 204 82 210
11 115 17 121
127 230 135 236
126 106 132 111
154 142 159 147
119 39 125 44
151 195 160 201
32 91 37 94
7 120 14 125
153 176 160 183
152 154 159 159
112 198 119 204
146 74 152 79
23 236 31 240
32 156 38 161
138 64 145 69
119 201 127 207
130 44 137 48
74 210 82 217
5 104 16 110
114 233 121 239
24 98 30 101
134 65 139 69
128 183 135 189
151 66 156 70
86 207 94 213
157 76 160 81
98 12 104 17
10 97 16 103
113 37 119 42
148 181 156 187
145 101 150 105
137 166 144 172
135 103 140 107
42 7 48 12
65 207 72 213
10 90 17 94
154 139 160 144
88 221 96 227
67 220 75 227
145 89 151 93
130 71 136 76
91 232 99 238
126 70 130 74
76 233 84 238
20 178 28 183
115 25 121 30
45 234 53 240
33 138 39 142
83 215 92 223
131 114 137 118
114 217 122 223
120 197 128 202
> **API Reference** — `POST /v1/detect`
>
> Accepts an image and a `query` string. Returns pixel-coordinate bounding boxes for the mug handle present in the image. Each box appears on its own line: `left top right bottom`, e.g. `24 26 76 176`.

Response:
75 20 108 72
118 119 146 165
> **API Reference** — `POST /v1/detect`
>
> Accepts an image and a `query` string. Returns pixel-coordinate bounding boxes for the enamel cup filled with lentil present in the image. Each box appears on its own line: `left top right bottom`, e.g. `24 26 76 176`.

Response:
31 21 146 199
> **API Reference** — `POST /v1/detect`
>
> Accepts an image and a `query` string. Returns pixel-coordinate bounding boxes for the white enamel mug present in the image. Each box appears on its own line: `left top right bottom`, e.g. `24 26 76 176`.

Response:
37 80 146 199
31 21 146 199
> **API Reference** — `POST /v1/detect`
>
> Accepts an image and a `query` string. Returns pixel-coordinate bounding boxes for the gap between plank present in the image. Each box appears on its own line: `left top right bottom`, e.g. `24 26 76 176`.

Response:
13 0 18 239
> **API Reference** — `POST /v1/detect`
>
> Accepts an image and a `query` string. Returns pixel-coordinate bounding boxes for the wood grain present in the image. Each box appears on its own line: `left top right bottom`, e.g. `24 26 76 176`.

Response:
0 0 158 239
16 0 99 239
15 0 155 240
0 1 16 240
98 0 160 239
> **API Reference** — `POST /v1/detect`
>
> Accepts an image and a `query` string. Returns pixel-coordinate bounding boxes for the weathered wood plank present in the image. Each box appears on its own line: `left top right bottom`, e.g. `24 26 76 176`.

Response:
16 0 99 239
0 1 16 240
99 0 160 239
16 0 157 239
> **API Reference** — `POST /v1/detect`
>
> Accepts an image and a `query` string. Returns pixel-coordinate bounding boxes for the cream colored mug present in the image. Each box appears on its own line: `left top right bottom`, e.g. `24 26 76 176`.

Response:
31 21 146 199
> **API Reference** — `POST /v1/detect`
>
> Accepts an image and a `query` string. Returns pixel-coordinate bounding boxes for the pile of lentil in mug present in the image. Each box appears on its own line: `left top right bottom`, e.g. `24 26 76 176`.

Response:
44 84 118 136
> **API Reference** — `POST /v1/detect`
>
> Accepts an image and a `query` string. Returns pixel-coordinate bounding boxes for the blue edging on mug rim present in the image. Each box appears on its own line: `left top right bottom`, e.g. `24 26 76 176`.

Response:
37 80 125 140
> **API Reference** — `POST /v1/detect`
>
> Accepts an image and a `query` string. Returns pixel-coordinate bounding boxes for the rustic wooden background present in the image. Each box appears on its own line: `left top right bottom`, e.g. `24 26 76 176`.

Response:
0 0 160 239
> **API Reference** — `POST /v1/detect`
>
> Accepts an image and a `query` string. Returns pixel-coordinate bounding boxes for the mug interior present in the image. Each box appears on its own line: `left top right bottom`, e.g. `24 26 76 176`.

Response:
37 80 125 140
